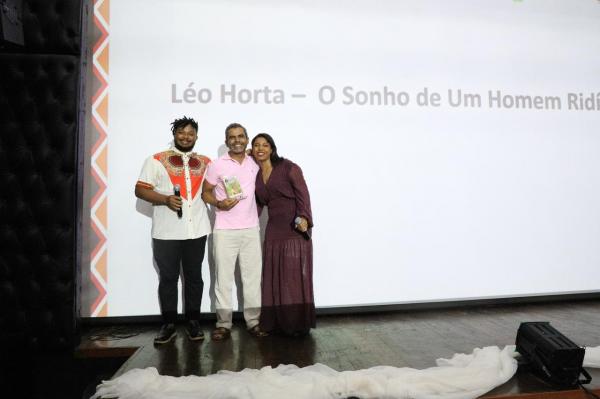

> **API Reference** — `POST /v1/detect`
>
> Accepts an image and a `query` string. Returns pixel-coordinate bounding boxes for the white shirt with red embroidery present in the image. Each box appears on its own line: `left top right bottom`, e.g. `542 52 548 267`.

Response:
137 146 211 240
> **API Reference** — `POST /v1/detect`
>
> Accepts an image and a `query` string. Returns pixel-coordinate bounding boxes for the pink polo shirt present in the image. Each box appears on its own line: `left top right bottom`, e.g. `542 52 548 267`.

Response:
205 152 260 229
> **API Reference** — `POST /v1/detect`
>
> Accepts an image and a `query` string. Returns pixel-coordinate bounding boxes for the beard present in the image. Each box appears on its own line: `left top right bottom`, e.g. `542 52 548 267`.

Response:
175 141 195 153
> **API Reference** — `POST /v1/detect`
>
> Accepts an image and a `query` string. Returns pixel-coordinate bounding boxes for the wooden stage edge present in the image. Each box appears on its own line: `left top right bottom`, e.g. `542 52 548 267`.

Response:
78 299 600 399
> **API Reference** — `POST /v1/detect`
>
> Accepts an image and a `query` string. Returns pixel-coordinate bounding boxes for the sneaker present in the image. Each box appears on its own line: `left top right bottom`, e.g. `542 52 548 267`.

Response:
186 320 205 341
154 323 176 344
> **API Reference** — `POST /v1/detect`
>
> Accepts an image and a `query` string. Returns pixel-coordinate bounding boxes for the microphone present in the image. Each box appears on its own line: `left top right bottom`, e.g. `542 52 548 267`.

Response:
173 184 182 218
294 217 310 240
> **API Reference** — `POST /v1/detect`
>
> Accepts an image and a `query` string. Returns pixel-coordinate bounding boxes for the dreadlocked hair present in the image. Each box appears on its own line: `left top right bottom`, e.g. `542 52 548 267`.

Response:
171 116 198 134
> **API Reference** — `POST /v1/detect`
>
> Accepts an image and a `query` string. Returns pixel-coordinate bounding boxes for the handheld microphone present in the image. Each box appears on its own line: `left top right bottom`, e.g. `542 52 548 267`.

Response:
174 184 182 218
294 217 310 240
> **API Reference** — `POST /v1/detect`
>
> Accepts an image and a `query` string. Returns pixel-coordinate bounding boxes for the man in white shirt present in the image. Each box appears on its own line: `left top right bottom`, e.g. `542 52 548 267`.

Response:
135 116 211 344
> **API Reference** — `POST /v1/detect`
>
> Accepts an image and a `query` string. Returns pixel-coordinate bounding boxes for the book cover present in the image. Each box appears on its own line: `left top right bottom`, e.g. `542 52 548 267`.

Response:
223 176 244 199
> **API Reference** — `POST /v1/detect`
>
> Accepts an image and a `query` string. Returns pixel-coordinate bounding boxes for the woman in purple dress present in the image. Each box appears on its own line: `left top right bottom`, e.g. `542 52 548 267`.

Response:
251 133 315 335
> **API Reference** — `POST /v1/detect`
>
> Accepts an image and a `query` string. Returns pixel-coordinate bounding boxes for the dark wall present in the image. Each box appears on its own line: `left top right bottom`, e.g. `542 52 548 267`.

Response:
0 0 83 396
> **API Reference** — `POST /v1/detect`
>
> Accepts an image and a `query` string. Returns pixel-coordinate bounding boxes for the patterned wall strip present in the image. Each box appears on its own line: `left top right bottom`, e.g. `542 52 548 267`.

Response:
90 0 109 317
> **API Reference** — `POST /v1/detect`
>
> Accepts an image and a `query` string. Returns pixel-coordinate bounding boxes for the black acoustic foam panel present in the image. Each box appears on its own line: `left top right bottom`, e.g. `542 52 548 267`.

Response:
0 53 79 349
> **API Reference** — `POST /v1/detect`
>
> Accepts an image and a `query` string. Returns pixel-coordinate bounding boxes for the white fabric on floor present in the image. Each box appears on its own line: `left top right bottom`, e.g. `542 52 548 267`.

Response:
93 345 519 399
584 346 600 368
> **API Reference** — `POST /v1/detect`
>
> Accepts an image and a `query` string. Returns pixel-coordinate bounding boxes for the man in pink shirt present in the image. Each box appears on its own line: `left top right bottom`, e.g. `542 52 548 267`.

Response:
202 123 267 341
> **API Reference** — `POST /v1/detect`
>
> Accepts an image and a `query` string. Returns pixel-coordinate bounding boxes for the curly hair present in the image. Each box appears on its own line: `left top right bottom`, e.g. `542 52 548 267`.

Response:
171 116 198 134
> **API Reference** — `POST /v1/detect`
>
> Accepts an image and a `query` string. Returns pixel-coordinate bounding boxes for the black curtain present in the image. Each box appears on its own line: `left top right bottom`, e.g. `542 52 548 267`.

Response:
0 0 83 397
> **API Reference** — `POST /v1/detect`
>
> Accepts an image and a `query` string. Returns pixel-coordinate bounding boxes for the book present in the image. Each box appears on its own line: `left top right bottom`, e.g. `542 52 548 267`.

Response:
223 176 245 199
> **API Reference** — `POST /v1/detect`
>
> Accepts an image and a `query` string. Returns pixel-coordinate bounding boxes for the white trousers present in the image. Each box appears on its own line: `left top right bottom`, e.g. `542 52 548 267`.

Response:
213 227 262 329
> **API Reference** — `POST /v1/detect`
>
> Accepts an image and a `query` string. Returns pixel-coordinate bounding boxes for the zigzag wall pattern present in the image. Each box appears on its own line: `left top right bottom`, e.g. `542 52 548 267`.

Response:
90 0 109 317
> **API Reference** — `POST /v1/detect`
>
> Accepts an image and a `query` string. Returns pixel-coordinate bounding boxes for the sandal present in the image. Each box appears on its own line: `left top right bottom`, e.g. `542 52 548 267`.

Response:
248 325 269 337
211 327 230 341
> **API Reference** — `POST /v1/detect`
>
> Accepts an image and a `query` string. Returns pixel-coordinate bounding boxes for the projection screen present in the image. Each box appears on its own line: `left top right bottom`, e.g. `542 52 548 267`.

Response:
82 0 600 317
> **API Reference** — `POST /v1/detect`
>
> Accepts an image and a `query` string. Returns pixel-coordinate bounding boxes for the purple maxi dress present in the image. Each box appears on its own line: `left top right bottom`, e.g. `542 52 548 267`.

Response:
255 159 315 334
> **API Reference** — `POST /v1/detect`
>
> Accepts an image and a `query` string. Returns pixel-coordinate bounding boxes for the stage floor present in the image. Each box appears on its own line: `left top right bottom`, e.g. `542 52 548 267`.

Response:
79 299 600 398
